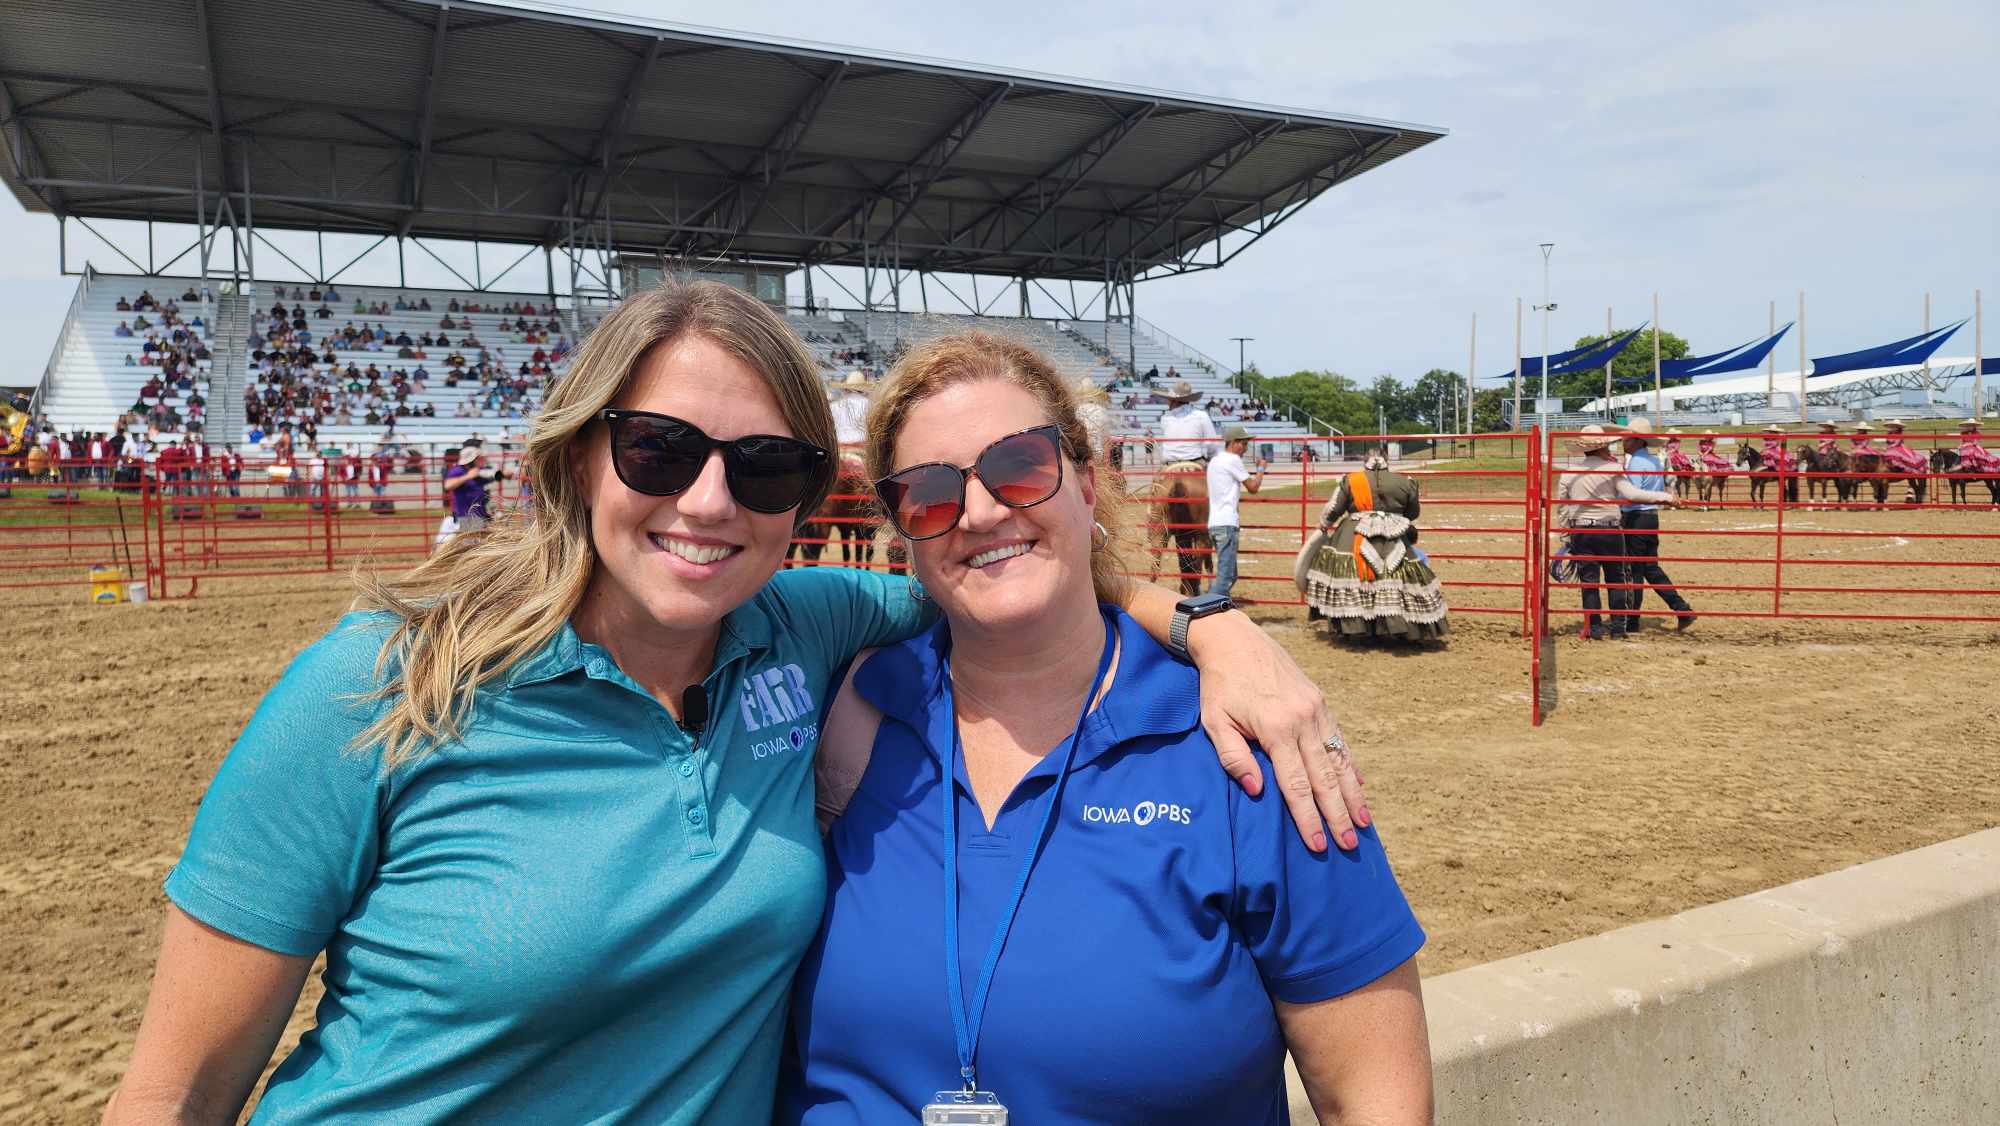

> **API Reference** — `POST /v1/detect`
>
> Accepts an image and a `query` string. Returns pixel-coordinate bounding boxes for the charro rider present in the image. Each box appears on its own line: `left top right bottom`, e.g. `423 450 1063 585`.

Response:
1956 418 2000 472
1879 419 1930 502
1663 428 1695 488
1848 420 1877 456
1296 449 1447 644
1156 379 1219 471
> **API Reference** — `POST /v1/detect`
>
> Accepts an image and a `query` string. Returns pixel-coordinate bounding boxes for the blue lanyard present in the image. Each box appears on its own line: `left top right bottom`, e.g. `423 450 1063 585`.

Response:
941 612 1116 1093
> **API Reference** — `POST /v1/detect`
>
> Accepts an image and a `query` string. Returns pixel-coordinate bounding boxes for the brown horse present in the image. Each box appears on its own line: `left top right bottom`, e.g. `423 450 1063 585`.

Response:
1796 445 1851 507
1847 448 1889 508
792 459 879 569
1140 466 1212 596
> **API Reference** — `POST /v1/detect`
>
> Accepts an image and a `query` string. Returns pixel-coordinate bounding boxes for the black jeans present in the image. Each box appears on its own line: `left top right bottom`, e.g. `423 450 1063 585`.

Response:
1617 509 1692 628
1570 528 1627 636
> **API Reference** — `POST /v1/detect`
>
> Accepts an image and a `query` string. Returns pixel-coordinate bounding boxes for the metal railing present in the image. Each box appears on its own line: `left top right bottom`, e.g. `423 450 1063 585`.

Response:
31 265 97 418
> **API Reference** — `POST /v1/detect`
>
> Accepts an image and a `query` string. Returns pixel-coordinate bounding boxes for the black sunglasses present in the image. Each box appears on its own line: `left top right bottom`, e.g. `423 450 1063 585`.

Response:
600 409 829 515
874 425 1066 541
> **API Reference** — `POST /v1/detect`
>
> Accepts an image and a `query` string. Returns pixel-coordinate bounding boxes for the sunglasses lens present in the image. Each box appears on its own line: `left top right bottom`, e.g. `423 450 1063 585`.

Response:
978 429 1062 508
611 416 706 495
880 464 964 540
725 436 824 513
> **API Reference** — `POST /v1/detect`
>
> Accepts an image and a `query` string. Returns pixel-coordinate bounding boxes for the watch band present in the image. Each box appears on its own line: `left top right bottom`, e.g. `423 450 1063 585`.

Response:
1168 610 1192 660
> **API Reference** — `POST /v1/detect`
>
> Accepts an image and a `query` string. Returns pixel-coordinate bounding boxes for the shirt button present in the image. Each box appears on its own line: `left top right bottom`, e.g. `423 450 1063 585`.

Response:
687 807 705 827
677 759 696 778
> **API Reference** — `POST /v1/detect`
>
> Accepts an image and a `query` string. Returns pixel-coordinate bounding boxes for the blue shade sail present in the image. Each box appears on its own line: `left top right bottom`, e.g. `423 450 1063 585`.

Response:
1810 322 1963 378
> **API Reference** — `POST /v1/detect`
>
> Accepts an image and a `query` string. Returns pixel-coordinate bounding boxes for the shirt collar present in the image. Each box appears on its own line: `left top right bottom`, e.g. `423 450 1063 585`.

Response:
504 592 776 691
854 606 1200 772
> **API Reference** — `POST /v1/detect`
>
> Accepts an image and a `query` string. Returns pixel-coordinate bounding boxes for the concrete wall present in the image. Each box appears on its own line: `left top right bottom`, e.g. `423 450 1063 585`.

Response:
1289 828 1999 1124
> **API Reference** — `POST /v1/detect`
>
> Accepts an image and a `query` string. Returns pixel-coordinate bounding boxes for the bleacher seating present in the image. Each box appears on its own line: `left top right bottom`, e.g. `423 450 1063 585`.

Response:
36 275 1302 461
35 274 573 454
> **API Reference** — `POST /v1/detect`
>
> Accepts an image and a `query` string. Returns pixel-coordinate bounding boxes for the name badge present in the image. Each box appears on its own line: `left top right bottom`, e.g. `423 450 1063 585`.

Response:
921 1090 1007 1125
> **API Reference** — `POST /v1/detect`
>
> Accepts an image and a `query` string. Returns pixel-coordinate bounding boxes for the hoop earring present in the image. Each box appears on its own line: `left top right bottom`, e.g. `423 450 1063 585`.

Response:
1092 520 1110 549
908 574 930 602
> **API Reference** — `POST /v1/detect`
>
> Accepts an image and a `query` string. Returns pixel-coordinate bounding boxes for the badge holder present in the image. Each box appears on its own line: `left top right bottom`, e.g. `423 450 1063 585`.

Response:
921 1090 1007 1125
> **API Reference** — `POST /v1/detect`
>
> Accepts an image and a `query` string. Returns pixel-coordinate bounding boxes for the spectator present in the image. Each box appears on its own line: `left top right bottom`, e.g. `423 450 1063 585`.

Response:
1206 425 1266 599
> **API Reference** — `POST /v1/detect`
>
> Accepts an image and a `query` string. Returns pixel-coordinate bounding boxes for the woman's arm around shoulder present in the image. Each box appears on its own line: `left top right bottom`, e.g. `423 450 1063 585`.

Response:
814 650 885 831
1119 583 1368 854
102 909 314 1125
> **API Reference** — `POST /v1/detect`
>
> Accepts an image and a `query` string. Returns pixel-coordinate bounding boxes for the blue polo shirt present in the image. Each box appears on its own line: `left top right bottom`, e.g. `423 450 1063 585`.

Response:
165 565 926 1124
779 608 1424 1125
1624 446 1665 511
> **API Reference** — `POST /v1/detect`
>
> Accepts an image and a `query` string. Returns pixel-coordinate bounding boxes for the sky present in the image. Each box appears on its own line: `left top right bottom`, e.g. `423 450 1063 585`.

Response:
3 0 1995 389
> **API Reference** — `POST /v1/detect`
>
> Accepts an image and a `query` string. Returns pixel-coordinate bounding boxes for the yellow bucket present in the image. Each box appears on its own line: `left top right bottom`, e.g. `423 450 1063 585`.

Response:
89 565 128 604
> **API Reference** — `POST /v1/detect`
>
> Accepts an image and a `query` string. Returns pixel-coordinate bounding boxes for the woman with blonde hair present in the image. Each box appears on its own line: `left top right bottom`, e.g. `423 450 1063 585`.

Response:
106 283 1365 1124
784 333 1428 1125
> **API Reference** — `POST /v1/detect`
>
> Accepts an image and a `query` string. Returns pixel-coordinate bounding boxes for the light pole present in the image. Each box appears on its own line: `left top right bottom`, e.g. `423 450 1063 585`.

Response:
1533 243 1557 431
1229 336 1254 388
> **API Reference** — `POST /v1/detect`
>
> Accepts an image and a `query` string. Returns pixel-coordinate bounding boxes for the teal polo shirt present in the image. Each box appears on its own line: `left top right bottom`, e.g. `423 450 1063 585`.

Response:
164 566 926 1124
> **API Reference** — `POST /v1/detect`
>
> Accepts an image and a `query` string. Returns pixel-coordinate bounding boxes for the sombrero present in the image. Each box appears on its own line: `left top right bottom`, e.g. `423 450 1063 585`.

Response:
1163 380 1203 404
1565 424 1619 454
1761 425 1789 435
1623 417 1663 446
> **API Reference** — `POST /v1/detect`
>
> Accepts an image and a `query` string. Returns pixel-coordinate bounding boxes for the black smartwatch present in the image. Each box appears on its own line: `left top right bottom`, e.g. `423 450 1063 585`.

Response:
1167 592 1233 661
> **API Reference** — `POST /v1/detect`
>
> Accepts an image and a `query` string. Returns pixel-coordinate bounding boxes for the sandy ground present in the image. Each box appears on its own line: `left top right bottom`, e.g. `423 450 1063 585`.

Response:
4 480 1998 1122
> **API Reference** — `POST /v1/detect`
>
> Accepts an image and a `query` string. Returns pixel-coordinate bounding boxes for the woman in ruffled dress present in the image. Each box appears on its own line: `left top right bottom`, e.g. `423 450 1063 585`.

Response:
1296 451 1447 644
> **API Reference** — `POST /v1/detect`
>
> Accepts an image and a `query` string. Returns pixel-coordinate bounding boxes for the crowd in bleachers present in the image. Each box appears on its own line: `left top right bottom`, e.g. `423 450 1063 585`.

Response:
113 286 214 434
241 286 572 448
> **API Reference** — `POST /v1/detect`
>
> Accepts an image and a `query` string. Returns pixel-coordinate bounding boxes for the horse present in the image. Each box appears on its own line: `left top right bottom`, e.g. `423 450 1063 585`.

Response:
1693 450 1732 508
1796 445 1851 508
1931 449 2000 506
1847 448 1890 508
791 459 879 569
1735 444 1771 506
1139 466 1212 596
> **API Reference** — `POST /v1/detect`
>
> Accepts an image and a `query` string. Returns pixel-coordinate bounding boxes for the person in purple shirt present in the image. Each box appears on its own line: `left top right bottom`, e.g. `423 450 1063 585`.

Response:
443 442 494 534
783 333 1431 1126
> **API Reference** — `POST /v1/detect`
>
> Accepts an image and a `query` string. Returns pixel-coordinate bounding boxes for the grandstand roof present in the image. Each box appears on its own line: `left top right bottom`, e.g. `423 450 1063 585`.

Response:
0 0 1445 282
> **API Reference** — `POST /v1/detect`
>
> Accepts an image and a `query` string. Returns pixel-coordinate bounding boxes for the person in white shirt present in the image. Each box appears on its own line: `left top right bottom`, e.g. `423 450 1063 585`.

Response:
1157 380 1219 466
1206 424 1267 599
827 371 870 457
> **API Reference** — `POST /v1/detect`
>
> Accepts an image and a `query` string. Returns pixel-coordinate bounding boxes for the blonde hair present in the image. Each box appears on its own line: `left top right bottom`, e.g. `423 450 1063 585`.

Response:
352 280 835 766
864 331 1130 604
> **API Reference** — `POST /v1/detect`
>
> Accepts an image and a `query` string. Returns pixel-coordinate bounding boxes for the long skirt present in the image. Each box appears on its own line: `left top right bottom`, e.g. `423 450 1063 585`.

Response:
1304 527 1448 642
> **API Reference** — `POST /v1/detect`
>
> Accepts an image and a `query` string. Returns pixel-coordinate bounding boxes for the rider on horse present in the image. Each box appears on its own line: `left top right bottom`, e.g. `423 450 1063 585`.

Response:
1664 430 1696 476
1696 435 1732 473
1957 419 2000 472
1758 426 1797 471
1879 420 1929 474
1813 420 1841 461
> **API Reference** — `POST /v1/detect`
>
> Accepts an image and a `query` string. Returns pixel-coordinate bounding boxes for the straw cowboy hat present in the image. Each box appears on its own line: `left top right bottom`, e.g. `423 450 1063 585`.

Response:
841 370 869 389
1881 419 1908 430
1666 428 1684 435
1959 418 1983 431
1163 380 1203 404
1815 420 1840 432
1565 424 1620 455
1761 425 1789 435
1852 421 1874 432
1622 417 1663 446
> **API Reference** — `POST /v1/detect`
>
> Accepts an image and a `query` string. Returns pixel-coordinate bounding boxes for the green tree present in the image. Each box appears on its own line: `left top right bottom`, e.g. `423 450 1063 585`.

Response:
1408 368 1465 431
1550 327 1692 404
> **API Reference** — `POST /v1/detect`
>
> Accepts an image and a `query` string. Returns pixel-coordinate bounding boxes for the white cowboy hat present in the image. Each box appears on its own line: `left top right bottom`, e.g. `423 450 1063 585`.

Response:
1814 421 1840 431
1761 425 1789 435
1852 421 1874 432
841 370 869 388
1566 424 1619 454
1163 380 1203 403
1959 418 1983 430
457 445 482 466
1881 419 1907 429
1622 417 1663 446
1666 428 1684 435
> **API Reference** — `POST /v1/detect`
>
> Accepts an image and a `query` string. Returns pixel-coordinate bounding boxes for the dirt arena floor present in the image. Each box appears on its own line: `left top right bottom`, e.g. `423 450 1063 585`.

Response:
4 469 1998 1122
